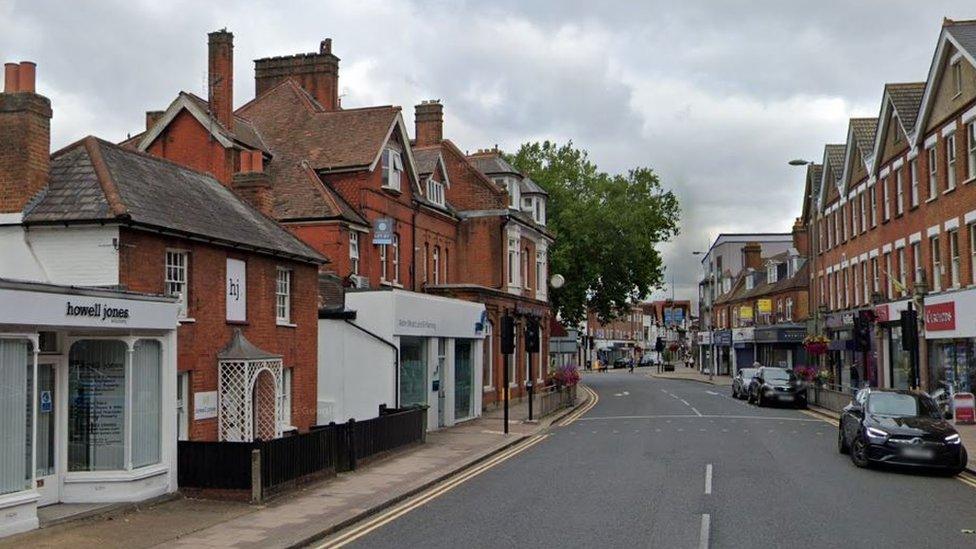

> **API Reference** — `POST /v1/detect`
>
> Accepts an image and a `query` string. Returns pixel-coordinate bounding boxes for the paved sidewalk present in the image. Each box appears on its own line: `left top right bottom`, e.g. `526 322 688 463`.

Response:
1 394 585 549
647 367 732 387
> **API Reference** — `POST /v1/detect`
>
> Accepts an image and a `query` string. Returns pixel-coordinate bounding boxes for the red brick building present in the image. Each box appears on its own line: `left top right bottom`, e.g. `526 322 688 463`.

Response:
1 61 326 445
812 18 976 392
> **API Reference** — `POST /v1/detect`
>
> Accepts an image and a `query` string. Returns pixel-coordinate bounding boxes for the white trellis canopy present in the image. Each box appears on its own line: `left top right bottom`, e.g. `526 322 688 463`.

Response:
217 329 283 442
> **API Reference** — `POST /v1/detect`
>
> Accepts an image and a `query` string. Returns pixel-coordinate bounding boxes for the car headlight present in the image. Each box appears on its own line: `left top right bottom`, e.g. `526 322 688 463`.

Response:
945 433 961 445
865 427 889 441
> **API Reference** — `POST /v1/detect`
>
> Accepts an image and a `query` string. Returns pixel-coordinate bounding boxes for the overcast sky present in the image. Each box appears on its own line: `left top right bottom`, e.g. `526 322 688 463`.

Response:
1 1 972 305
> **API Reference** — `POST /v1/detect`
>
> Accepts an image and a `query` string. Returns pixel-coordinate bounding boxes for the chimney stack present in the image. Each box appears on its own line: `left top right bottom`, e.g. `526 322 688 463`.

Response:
208 29 234 131
254 38 340 111
742 242 763 271
233 150 273 216
0 61 52 214
415 100 443 147
145 110 165 131
792 217 809 257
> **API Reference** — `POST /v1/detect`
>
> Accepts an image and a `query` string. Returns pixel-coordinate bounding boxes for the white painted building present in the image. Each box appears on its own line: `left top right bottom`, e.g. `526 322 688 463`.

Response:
318 289 485 431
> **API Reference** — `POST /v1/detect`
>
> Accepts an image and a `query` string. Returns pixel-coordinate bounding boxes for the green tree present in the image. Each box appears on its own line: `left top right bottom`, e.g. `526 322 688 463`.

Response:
508 141 680 324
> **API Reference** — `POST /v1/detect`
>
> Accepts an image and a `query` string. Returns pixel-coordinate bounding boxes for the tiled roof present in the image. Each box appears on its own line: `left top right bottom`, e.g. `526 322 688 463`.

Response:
25 137 326 263
715 259 808 304
824 144 846 182
850 118 878 158
809 164 823 193
886 82 925 133
182 92 270 153
236 80 398 222
946 21 976 62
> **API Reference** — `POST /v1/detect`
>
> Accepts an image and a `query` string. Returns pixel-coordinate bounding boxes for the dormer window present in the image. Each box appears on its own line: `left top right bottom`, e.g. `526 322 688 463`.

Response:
507 179 520 209
745 270 754 290
381 148 403 191
427 179 445 206
534 198 545 225
767 263 777 284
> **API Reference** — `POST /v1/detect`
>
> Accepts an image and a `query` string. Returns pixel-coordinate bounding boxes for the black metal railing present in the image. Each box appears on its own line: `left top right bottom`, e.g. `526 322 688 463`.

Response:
177 406 426 498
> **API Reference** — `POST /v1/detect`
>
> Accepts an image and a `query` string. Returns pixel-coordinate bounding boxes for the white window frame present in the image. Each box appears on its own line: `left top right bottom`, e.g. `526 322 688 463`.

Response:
882 178 891 221
507 238 518 287
968 122 976 181
895 168 904 215
433 245 440 285
952 61 963 97
392 234 400 285
177 371 189 441
381 149 403 191
507 179 520 209
870 189 878 227
884 253 893 298
928 147 938 199
872 257 880 294
859 193 867 233
426 179 445 206
861 262 869 306
910 159 919 207
379 244 388 283
897 248 907 297
165 250 189 318
522 248 530 289
947 133 957 191
276 267 291 324
932 235 942 292
279 368 292 430
950 229 960 288
785 298 794 321
912 241 923 285
349 232 360 275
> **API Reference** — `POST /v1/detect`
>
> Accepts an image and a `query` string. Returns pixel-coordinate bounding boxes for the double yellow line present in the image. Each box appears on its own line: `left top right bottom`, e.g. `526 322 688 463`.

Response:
314 433 550 548
556 384 599 426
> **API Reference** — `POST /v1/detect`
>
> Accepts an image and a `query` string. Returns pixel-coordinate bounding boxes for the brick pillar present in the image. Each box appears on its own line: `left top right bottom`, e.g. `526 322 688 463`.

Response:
0 61 52 214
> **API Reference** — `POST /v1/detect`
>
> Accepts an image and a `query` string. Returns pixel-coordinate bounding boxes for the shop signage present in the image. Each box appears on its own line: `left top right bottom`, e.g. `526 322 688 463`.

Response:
194 391 218 420
757 299 772 314
715 330 732 346
226 258 247 322
65 301 130 323
664 308 685 326
755 327 807 343
732 327 754 343
874 305 889 323
40 390 52 413
739 306 753 321
925 301 956 331
372 217 394 245
515 302 547 318
697 331 712 345
875 300 910 324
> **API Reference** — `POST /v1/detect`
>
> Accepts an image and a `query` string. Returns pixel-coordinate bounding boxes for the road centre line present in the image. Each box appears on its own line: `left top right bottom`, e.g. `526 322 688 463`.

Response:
576 414 824 422
699 514 711 549
315 434 551 548
704 464 712 494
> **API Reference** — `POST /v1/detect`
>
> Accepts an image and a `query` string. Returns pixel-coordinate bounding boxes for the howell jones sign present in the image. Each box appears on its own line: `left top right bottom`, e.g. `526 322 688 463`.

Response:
65 301 130 323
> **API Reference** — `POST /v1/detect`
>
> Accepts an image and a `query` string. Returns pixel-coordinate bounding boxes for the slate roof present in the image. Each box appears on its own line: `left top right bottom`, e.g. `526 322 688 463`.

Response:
25 136 326 264
714 259 808 305
946 20 976 60
850 118 878 158
467 151 520 177
412 147 442 176
236 80 398 222
886 82 925 133
520 176 548 196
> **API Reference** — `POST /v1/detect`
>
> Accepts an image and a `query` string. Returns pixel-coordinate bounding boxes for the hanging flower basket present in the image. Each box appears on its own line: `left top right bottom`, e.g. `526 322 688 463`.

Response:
803 334 830 356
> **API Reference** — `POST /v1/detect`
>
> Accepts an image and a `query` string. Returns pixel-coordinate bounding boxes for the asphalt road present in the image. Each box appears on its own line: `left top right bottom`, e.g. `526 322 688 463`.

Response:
334 370 976 548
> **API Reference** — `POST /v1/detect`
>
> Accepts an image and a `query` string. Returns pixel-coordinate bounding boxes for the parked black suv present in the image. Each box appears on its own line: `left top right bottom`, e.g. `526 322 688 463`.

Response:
838 388 967 474
748 367 806 408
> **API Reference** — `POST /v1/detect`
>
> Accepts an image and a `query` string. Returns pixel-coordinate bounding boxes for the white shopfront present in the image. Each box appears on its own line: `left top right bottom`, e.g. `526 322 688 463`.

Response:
0 280 178 537
326 290 485 431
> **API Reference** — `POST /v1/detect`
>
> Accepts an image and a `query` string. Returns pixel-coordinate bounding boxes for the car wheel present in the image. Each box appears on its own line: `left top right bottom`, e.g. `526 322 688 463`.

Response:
837 427 849 455
850 436 870 468
795 399 807 409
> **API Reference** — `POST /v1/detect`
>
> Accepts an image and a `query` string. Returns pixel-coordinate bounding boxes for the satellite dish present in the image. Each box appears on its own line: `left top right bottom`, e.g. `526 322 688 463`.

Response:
550 274 565 289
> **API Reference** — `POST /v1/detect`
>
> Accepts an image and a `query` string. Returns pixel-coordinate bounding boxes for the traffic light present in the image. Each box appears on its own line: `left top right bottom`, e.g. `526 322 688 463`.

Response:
525 321 540 353
900 308 919 352
500 315 515 354
854 311 872 352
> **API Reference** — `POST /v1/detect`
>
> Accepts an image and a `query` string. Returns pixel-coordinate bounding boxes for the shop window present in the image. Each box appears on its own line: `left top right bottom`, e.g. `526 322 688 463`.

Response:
483 321 494 389
165 250 189 318
0 339 30 495
454 340 473 420
399 337 427 408
349 232 360 275
132 340 161 468
947 133 957 191
276 267 291 323
69 340 127 472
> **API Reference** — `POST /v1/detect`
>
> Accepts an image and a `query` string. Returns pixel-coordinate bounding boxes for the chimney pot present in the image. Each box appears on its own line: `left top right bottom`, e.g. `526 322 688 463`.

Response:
321 38 332 54
240 149 252 172
4 63 18 93
18 61 36 93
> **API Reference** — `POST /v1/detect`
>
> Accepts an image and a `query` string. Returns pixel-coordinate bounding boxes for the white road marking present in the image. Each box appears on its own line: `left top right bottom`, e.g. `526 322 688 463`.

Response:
622 391 630 395
680 399 691 406
706 390 719 396
700 514 711 549
705 464 713 495
576 414 823 422
691 407 703 416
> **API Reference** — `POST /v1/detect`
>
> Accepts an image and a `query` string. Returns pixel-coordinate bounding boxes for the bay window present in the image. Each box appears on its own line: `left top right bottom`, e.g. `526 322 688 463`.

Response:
0 339 30 495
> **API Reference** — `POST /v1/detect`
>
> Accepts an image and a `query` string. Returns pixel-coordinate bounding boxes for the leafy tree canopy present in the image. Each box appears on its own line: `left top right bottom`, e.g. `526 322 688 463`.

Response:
508 141 680 324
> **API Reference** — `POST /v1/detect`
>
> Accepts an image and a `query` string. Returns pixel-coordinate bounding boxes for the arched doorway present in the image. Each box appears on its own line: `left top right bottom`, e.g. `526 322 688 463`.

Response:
252 369 277 441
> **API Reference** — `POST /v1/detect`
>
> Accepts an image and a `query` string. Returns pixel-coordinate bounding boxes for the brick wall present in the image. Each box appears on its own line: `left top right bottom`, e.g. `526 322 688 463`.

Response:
118 227 319 440
146 109 235 186
0 91 51 213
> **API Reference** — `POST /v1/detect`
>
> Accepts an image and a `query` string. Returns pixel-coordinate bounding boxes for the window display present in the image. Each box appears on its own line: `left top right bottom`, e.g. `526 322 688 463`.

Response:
69 340 126 472
0 340 30 495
